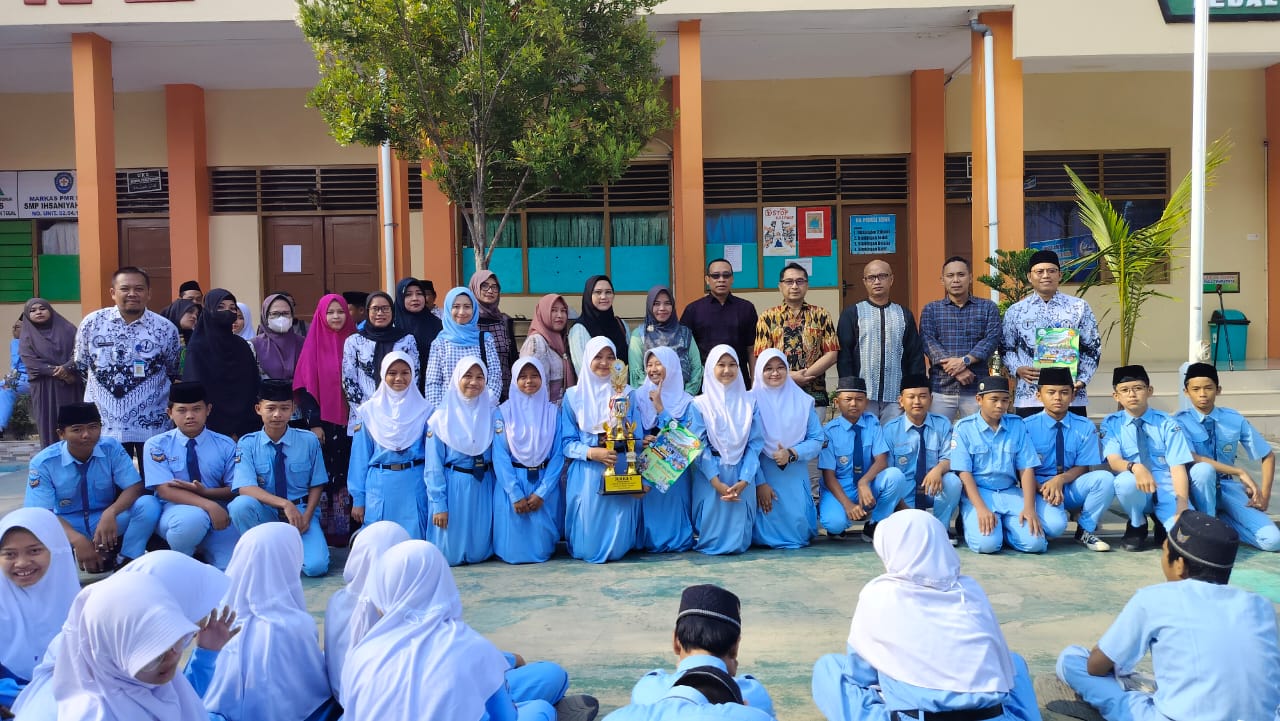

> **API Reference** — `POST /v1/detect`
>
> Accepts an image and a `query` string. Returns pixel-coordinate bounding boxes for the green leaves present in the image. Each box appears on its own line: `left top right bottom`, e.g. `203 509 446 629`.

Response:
978 248 1036 315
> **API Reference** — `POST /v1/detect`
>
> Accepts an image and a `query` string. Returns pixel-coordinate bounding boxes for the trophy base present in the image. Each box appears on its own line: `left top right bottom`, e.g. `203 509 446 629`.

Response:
602 473 644 495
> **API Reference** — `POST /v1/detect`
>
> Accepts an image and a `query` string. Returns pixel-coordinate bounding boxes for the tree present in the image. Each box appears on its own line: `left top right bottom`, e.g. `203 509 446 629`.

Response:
977 248 1036 316
1064 137 1230 365
298 0 673 270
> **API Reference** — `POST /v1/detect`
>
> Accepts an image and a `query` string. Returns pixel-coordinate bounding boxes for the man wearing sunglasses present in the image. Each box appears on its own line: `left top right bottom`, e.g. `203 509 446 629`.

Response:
680 258 760 387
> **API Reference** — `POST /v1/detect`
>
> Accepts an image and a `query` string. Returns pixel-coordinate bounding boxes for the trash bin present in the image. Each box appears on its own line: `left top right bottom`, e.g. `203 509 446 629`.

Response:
1208 309 1249 369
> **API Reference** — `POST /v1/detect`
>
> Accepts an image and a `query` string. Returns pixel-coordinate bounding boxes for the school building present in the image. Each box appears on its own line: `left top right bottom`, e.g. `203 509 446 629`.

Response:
1 0 1279 369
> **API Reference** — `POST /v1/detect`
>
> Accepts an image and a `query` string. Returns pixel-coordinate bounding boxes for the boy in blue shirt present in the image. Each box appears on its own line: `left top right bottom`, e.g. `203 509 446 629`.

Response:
948 376 1046 554
1056 511 1280 721
879 374 962 536
1022 367 1115 552
143 382 240 569
1101 365 1206 552
818 377 911 541
24 402 160 571
227 380 330 576
1174 362 1278 551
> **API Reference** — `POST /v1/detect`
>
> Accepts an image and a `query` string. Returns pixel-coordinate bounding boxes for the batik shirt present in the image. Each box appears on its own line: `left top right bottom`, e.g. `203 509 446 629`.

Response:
73 307 180 443
754 303 839 404
340 334 420 433
1001 292 1101 409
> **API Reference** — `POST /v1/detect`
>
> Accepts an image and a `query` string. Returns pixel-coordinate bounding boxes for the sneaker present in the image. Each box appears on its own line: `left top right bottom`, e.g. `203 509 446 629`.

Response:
1121 522 1148 552
947 530 959 547
860 522 877 543
1075 529 1111 552
1151 516 1167 548
555 695 600 721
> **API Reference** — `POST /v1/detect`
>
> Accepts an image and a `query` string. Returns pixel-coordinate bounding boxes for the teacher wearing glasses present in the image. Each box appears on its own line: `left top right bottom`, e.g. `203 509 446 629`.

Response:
753 262 839 408
679 258 760 387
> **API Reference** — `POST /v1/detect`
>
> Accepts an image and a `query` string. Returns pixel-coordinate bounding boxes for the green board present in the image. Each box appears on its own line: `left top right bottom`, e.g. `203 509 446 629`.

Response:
1158 0 1280 22
38 254 80 302
0 221 33 303
1203 272 1240 293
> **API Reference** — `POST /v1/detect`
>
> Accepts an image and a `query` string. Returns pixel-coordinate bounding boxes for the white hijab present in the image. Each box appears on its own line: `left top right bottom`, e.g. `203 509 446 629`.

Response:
235 302 256 340
341 540 510 721
850 510 1016 693
428 355 495 456
52 574 206 721
635 346 693 430
203 523 331 721
751 348 815 452
325 521 411 702
693 345 754 466
0 507 79 680
498 357 559 467
358 350 432 451
568 336 617 434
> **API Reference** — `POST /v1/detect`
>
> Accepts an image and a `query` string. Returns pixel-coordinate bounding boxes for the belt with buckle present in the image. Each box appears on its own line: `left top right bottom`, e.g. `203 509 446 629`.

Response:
373 459 424 472
893 705 1004 721
514 460 549 472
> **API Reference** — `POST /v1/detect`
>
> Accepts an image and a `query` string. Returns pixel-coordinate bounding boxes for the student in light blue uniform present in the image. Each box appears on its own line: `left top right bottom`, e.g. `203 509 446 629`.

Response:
633 347 698 553
493 357 565 564
25 402 160 571
611 665 772 721
812 510 1042 721
692 345 764 556
818 377 912 541
1100 365 1204 552
749 349 823 549
630 584 776 718
227 380 330 577
347 351 431 540
1056 511 1280 721
560 336 642 564
949 377 1047 554
143 381 240 570
1021 366 1115 553
425 355 497 566
879 374 962 532
1174 362 1279 551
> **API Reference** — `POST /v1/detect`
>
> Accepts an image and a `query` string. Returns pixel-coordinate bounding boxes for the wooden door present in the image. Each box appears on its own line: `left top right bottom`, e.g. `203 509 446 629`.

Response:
119 218 171 312
324 216 379 299
263 216 325 315
839 205 909 309
945 204 973 266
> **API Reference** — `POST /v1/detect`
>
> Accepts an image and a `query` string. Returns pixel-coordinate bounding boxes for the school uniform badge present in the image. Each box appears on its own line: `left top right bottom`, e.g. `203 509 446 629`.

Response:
150 450 167 463
839 456 849 465
494 420 504 434
28 471 40 488
1222 443 1234 455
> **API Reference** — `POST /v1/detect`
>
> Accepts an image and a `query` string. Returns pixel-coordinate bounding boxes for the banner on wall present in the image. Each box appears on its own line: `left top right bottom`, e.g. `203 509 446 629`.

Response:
762 206 797 256
849 214 896 254
16 171 78 219
0 172 17 219
797 206 832 257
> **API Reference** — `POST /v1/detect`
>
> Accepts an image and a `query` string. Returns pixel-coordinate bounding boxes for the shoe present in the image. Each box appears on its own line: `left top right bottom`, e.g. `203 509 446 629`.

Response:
1075 528 1111 552
1121 522 1148 552
555 695 600 721
833 530 849 540
861 522 877 543
947 530 959 547
954 513 964 538
1152 516 1167 548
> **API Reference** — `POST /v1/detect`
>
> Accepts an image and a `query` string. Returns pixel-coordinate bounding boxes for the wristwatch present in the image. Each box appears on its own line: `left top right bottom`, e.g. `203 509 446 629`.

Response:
788 449 798 463
1126 461 1136 472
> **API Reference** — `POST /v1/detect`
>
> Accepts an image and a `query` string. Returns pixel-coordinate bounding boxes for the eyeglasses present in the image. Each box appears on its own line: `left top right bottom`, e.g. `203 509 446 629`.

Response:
1030 268 1061 277
780 278 807 287
1115 385 1149 396
479 282 500 292
267 311 292 320
863 273 892 283
368 306 393 314
707 272 733 280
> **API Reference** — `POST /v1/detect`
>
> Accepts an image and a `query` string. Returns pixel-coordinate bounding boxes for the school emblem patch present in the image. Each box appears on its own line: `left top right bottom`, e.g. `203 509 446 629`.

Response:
426 429 434 438
352 423 362 433
28 475 39 488
494 420 504 435
150 450 167 463
898 456 909 465
838 456 849 465
1222 443 1234 456
59 499 71 507
233 450 243 464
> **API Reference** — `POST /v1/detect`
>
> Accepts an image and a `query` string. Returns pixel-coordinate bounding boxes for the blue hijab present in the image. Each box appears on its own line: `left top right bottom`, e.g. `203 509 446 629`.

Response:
439 287 480 346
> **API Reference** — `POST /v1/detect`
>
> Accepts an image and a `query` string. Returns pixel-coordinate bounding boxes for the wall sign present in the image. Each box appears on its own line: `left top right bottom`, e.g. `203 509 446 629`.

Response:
849 214 896 255
762 206 797 257
1203 272 1240 293
125 169 163 194
0 172 17 219
7 171 78 219
1158 0 1280 22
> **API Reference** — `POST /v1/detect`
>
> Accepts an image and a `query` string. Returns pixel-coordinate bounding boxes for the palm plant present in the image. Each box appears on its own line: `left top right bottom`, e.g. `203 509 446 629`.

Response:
1063 137 1230 366
978 248 1036 316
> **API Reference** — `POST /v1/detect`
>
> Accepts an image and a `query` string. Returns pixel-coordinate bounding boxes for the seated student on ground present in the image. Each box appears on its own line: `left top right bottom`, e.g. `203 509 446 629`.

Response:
204 522 336 721
949 377 1047 554
227 379 330 576
144 381 241 570
1173 362 1279 552
0 508 78 713
812 509 1042 721
818 377 911 541
1056 511 1280 721
749 349 824 550
634 347 699 554
879 374 962 537
630 584 776 719
493 357 566 563
609 665 772 721
1022 367 1115 553
24 402 160 572
1101 365 1204 552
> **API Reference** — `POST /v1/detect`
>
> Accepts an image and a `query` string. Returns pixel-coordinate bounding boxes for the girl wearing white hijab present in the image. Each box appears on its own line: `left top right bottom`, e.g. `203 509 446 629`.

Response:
324 521 410 702
559 336 642 564
691 345 764 556
52 573 207 721
811 510 1040 721
492 357 564 564
425 355 497 566
633 346 699 553
750 349 824 549
347 351 433 539
203 522 335 721
0 508 78 708
341 540 556 721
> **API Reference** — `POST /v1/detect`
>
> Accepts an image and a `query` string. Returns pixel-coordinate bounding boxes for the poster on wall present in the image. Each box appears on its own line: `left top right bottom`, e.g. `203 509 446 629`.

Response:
849 214 896 254
0 172 17 219
798 206 832 257
762 206 797 256
17 171 78 219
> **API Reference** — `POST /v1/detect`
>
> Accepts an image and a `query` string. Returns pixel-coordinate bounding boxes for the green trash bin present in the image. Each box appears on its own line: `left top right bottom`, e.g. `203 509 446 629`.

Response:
1208 309 1249 369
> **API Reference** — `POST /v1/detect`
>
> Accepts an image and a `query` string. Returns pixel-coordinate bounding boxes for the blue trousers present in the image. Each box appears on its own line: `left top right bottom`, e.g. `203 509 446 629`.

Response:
505 658 569 706
1113 469 1215 530
959 486 1048 554
227 495 329 576
157 503 241 570
1040 470 1117 537
913 472 963 528
1057 645 1166 721
1188 462 1280 551
819 468 912 535
62 495 161 560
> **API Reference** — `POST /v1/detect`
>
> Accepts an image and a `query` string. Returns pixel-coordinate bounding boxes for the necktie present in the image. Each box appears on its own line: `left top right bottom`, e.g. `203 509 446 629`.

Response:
186 437 202 484
912 424 929 509
76 461 92 531
271 442 289 501
1133 418 1154 469
852 423 864 477
1054 421 1066 474
1202 417 1217 461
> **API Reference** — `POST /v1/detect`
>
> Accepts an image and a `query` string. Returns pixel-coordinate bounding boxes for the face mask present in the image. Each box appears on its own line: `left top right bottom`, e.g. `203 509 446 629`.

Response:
268 317 293 333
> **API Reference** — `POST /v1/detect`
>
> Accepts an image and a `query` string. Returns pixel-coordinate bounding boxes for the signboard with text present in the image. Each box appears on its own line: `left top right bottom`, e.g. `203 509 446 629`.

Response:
0 172 17 219
848 214 896 255
17 171 78 218
1158 0 1280 22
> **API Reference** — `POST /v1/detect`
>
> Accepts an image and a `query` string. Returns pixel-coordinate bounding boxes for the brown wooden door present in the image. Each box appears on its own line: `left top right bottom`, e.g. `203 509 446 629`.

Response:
325 216 379 298
839 205 909 309
263 216 325 314
119 218 171 312
945 204 973 266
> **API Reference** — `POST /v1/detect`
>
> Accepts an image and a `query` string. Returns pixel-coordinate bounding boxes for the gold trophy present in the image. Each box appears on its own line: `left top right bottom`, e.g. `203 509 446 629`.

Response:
600 359 643 494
